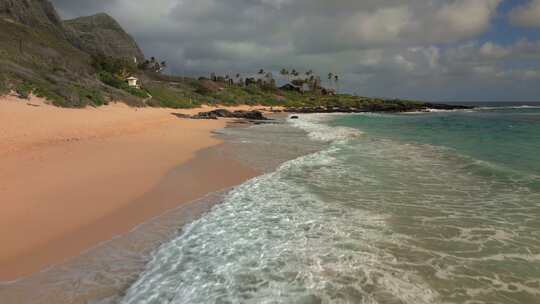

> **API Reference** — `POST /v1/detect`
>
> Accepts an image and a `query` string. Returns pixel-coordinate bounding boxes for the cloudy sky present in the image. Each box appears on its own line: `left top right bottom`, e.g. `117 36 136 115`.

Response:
51 0 540 101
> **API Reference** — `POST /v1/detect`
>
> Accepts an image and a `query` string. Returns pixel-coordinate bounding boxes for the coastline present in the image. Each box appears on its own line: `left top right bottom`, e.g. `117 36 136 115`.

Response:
0 95 264 281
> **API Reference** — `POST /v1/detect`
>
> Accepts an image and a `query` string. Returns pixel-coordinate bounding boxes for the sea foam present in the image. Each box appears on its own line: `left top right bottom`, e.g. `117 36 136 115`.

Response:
288 114 363 142
121 117 438 304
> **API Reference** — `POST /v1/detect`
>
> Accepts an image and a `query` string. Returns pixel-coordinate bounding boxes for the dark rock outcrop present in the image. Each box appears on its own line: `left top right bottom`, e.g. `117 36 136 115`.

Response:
424 103 472 110
284 103 473 114
190 109 269 120
64 13 145 61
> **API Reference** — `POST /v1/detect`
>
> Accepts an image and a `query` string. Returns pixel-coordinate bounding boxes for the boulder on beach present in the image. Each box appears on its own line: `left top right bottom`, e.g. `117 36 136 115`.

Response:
189 109 269 120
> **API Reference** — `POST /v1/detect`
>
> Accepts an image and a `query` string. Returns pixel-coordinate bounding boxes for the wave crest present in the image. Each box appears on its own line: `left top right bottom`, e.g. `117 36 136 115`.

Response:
289 114 363 142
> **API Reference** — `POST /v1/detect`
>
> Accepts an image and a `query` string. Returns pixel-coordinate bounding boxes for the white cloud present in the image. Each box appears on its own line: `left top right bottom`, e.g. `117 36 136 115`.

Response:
509 0 540 27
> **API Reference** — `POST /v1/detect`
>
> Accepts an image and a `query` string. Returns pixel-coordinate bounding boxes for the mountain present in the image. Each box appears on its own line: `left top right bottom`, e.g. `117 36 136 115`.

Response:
0 0 146 107
64 13 145 62
0 0 63 29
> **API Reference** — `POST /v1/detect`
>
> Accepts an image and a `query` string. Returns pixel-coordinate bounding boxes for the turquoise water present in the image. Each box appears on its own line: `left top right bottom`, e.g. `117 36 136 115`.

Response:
333 106 540 186
122 105 540 304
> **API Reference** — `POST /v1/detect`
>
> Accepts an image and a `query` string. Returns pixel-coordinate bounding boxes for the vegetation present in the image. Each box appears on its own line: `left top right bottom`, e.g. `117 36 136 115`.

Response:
138 57 167 73
14 82 33 99
0 74 9 95
0 9 422 111
0 18 121 107
145 83 201 109
93 55 149 98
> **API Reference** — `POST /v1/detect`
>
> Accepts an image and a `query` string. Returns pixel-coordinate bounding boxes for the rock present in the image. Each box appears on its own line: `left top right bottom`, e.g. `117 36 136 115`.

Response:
424 103 472 110
0 0 63 30
284 102 473 114
64 13 145 61
232 110 267 120
290 115 299 119
190 109 269 120
190 109 232 119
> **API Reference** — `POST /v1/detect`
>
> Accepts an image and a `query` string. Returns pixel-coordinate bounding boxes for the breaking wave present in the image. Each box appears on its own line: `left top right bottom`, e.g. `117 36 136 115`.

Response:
288 114 363 142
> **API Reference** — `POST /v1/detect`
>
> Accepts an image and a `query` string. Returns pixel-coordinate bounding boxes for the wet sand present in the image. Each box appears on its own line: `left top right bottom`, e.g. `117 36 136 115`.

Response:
0 95 263 281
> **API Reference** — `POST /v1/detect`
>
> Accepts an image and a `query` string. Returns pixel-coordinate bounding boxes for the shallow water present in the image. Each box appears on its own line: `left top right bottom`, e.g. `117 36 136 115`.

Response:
122 106 540 304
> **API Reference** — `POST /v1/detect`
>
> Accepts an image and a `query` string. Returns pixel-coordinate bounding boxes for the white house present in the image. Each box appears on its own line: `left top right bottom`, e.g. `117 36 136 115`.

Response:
126 76 139 88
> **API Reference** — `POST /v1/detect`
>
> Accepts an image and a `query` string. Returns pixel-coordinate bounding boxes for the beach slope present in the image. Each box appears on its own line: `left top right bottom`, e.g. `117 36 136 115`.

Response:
0 96 258 281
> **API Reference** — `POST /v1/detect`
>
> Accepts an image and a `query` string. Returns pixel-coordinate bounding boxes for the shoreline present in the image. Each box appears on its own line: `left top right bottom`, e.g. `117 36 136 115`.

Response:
0 96 267 282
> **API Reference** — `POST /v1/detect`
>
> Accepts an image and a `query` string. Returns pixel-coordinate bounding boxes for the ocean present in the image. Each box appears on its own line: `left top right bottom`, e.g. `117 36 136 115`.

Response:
120 103 540 304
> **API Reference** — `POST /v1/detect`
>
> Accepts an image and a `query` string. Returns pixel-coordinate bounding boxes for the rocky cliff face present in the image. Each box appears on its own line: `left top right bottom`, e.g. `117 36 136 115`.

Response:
0 0 63 29
0 0 146 106
64 13 145 61
0 0 144 61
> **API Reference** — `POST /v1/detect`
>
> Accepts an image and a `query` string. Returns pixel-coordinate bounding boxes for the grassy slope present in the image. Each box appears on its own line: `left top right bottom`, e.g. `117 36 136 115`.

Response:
0 19 424 109
141 72 424 110
0 19 143 107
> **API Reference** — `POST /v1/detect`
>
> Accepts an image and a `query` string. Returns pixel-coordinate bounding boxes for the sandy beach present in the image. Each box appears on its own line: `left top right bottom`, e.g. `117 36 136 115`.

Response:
0 95 264 281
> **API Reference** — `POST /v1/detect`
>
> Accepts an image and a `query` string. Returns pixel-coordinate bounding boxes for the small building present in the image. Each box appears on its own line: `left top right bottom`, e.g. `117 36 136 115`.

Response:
279 83 302 92
321 87 336 96
126 76 139 88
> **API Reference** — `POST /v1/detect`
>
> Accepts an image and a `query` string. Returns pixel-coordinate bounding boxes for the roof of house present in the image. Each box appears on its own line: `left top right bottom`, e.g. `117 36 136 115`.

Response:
280 83 301 89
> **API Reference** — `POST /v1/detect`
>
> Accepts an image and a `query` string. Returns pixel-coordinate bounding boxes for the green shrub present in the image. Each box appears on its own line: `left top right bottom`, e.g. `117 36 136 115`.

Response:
92 55 137 75
125 87 148 98
34 86 65 105
14 82 33 99
98 71 125 89
145 84 199 109
0 78 8 95
97 71 147 98
79 87 107 106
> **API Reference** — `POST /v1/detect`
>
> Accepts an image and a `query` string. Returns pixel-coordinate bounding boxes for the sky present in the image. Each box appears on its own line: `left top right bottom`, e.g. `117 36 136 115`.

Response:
51 0 540 102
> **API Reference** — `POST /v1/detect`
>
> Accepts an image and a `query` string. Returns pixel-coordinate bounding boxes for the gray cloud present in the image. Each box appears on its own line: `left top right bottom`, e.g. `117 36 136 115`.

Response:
51 0 540 101
509 0 540 27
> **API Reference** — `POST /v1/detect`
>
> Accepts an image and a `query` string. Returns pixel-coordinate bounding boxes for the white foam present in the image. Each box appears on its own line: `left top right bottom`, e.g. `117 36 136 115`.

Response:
288 114 363 142
476 105 540 110
121 147 439 304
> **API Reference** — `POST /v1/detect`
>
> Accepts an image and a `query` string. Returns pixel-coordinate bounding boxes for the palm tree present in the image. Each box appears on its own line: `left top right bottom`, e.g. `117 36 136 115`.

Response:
334 75 339 93
280 68 289 82
258 69 265 75
280 68 289 83
157 61 167 73
328 73 334 89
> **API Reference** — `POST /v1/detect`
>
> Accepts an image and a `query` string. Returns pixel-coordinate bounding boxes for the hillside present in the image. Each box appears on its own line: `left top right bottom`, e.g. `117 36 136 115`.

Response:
64 13 145 62
0 0 145 107
0 0 465 111
0 0 63 29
